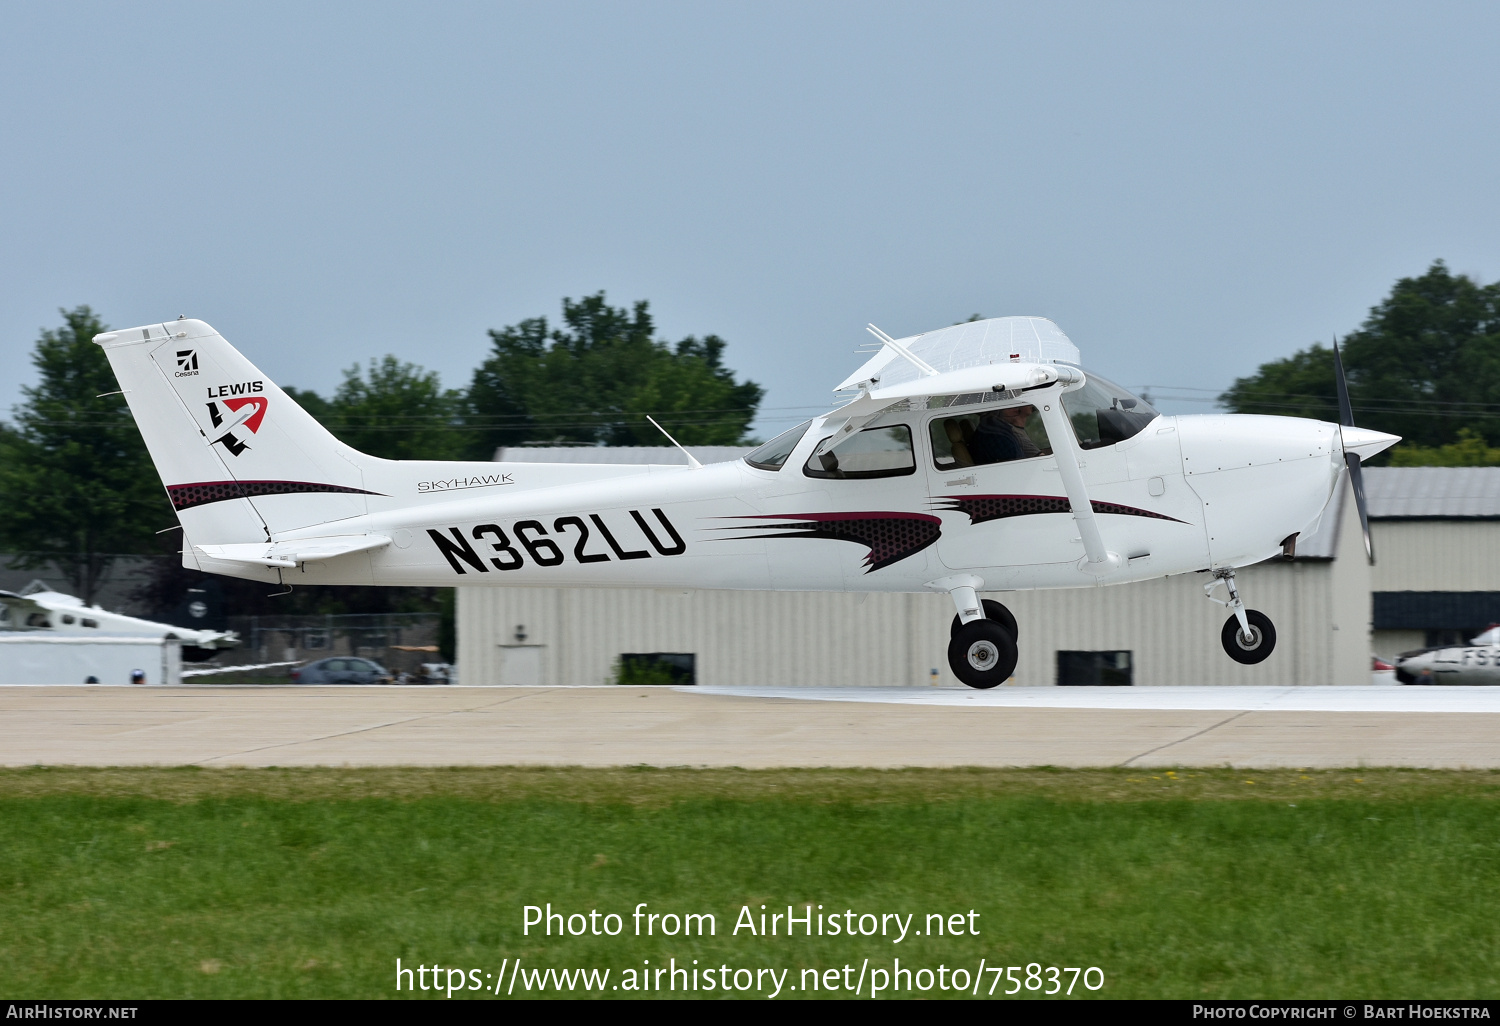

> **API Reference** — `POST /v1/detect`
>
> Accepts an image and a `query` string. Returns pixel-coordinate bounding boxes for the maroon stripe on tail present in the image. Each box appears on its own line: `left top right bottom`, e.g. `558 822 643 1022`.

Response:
167 480 384 511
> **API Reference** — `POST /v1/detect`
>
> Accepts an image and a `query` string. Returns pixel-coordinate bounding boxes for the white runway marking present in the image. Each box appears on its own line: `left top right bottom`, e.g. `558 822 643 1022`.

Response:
685 685 1500 714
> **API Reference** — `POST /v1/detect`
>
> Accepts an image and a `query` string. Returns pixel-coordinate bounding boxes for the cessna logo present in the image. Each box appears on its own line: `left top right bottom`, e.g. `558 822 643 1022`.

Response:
205 395 268 456
174 350 199 377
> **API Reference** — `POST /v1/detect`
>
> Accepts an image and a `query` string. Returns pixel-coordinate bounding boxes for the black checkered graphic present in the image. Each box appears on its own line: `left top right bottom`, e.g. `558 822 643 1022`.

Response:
167 480 381 512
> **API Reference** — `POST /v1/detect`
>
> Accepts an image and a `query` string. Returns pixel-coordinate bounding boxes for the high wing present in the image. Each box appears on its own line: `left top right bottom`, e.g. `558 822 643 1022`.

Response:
822 315 1086 446
836 316 1081 392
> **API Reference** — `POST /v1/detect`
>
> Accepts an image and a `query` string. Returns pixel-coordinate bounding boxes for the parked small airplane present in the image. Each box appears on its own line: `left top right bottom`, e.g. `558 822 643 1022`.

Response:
1394 626 1500 685
0 584 240 661
95 315 1397 687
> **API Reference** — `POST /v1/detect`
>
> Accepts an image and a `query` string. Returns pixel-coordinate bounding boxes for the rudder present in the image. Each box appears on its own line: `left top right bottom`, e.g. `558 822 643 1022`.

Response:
95 319 380 548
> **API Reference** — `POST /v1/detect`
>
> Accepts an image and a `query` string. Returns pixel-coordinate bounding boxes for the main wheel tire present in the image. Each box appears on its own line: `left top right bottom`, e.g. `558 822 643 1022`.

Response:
948 619 1019 689
1221 609 1276 664
950 599 1019 642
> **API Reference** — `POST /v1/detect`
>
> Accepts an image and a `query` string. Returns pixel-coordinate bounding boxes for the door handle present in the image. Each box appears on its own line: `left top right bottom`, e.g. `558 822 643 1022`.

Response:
944 475 976 487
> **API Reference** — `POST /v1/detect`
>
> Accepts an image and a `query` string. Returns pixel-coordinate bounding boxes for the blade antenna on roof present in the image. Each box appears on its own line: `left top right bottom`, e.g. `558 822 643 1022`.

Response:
866 324 939 377
646 415 703 469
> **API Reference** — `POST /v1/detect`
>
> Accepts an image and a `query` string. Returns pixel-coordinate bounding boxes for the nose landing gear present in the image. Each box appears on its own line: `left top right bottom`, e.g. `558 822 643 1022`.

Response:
1206 569 1276 664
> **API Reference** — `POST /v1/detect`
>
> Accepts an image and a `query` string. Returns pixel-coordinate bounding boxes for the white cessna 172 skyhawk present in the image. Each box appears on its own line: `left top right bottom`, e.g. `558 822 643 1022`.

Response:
95 315 1398 688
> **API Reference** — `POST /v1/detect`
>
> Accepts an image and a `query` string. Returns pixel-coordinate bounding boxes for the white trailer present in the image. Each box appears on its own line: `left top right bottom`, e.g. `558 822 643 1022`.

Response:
0 635 182 686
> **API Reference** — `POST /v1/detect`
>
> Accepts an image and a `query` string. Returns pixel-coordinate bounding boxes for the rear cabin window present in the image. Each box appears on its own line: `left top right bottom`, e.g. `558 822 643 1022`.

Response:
930 406 1051 469
804 424 916 479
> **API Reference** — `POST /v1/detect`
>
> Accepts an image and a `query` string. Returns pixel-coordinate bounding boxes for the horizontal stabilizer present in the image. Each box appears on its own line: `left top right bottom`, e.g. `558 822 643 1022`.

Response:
195 534 391 568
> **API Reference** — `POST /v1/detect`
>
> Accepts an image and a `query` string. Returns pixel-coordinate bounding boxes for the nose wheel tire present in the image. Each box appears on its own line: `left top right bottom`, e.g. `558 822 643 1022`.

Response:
948 619 1019 689
949 599 1019 643
1220 609 1276 664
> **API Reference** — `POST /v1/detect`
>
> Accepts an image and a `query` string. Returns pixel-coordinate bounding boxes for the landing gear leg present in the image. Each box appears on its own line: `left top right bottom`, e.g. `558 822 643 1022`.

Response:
1206 568 1276 664
950 599 1019 642
932 577 1018 689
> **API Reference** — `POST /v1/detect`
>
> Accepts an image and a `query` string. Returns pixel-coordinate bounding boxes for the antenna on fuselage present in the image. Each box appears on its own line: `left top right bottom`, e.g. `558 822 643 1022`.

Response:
646 415 703 470
866 324 939 377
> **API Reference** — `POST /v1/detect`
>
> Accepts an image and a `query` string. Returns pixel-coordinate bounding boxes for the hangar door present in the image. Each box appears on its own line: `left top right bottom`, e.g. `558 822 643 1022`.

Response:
498 645 544 686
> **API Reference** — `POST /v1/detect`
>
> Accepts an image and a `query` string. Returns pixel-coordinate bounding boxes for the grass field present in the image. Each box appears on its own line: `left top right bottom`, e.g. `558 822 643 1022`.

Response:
3 766 1499 999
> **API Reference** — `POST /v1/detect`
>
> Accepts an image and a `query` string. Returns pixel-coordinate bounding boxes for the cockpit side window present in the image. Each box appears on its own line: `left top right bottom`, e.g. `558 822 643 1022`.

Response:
930 406 1051 470
1060 372 1159 450
803 424 916 479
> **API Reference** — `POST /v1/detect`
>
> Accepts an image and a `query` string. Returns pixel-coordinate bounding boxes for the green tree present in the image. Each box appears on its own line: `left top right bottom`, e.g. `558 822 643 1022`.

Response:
1221 262 1500 457
329 356 464 461
465 293 763 456
0 307 172 604
285 357 465 461
1389 428 1500 467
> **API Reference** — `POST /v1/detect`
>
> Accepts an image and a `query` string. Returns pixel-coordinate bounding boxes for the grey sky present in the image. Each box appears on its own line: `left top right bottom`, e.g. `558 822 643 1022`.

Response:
3 1 1497 436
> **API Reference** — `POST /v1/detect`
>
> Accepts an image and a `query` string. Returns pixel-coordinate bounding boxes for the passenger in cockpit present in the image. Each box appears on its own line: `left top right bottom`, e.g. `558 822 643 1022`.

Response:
944 419 975 467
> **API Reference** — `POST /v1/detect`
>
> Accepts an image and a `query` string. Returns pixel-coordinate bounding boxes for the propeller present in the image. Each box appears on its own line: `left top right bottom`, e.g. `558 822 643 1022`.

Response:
1331 336 1375 564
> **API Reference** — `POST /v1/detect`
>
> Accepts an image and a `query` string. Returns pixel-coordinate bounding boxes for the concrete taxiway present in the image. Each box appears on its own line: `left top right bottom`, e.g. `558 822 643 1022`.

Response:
3 684 1500 769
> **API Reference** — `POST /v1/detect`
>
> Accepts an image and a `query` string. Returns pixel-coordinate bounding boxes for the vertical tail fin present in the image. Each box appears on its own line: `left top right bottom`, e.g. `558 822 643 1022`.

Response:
96 319 381 547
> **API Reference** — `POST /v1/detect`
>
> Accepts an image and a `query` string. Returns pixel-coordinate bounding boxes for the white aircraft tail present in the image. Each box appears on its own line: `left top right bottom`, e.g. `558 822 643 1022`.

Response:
96 319 388 549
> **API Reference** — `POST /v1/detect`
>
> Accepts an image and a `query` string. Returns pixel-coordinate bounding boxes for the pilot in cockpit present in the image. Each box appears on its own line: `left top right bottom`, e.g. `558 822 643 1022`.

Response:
969 410 1023 464
936 404 1053 469
970 405 1051 464
1000 405 1045 459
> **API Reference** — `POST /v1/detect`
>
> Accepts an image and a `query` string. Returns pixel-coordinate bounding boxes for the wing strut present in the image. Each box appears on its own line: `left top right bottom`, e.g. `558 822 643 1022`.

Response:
1035 394 1124 576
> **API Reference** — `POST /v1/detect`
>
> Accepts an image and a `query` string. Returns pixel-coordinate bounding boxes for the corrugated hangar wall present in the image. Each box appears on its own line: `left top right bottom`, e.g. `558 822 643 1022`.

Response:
458 563 1366 687
1371 522 1500 592
459 485 1370 686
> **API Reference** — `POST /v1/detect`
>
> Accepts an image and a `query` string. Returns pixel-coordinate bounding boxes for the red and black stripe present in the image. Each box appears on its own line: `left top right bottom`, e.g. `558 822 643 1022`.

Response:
167 480 384 512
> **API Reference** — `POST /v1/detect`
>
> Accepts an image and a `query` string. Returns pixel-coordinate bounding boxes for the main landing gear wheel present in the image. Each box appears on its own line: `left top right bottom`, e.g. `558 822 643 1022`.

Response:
948 619 1019 689
949 599 1019 643
1221 609 1276 664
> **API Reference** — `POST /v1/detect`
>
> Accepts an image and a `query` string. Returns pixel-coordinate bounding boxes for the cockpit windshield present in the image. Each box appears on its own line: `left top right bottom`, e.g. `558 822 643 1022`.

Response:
744 420 811 471
1060 373 1158 450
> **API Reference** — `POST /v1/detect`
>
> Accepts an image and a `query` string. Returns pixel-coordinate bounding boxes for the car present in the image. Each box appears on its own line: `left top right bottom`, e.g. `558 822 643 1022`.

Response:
290 657 391 685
